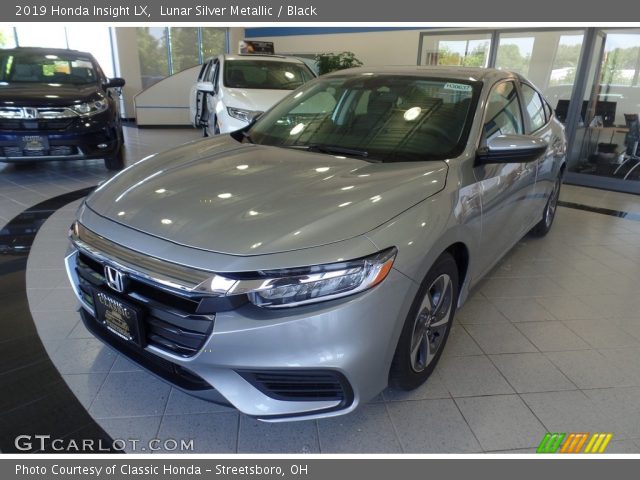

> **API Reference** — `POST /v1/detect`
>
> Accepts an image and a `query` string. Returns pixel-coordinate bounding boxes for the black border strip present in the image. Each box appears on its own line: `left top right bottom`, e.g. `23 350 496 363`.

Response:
558 200 640 222
0 187 120 453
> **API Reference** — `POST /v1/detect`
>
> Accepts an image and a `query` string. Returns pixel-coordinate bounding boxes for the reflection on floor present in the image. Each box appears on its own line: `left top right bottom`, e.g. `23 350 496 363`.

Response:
2 126 640 453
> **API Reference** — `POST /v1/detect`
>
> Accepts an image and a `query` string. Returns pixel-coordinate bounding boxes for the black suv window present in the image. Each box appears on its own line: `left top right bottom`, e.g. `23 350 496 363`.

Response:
0 51 98 85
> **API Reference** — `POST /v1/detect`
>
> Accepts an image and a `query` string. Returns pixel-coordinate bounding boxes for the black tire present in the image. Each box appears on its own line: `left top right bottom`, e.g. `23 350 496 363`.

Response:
530 172 562 237
104 146 125 171
390 252 459 390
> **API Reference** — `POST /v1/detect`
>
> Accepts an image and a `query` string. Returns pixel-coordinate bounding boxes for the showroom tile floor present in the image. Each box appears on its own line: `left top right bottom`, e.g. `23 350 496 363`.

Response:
3 126 640 453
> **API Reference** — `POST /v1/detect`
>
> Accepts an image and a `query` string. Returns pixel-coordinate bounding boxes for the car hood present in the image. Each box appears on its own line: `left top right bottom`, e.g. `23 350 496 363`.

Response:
86 137 448 256
0 82 101 107
223 88 292 112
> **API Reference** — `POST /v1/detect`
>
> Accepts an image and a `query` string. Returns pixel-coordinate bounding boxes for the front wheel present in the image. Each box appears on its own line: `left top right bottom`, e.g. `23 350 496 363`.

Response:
390 252 459 390
530 172 562 237
104 146 125 171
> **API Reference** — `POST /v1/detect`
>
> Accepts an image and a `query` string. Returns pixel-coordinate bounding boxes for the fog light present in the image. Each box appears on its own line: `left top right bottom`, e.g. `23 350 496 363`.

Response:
97 143 108 148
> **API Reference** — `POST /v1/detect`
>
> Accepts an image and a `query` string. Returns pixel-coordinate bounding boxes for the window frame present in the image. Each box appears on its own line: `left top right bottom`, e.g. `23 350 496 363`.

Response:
519 80 552 133
480 79 526 146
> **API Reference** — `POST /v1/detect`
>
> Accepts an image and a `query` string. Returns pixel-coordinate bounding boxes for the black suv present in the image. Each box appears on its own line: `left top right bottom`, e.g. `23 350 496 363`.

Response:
0 47 126 170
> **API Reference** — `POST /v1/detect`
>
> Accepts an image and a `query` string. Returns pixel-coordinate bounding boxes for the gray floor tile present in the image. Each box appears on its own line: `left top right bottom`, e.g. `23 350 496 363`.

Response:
545 350 633 389
455 297 509 324
515 321 591 352
490 353 575 393
465 323 538 355
317 404 402 453
598 347 640 384
110 355 143 373
605 440 640 453
436 355 514 397
456 395 547 451
583 387 640 439
442 324 483 357
489 297 556 323
521 390 628 440
157 413 238 453
97 416 163 453
383 370 449 402
238 416 319 453
164 388 235 415
387 399 481 453
89 371 170 418
539 296 602 320
564 319 640 349
49 338 117 374
62 373 107 409
32 310 80 341
479 277 566 298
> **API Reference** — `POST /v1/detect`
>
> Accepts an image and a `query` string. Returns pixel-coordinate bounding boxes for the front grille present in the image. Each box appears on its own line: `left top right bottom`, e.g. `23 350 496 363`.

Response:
238 370 354 404
2 145 78 158
0 118 75 131
75 251 214 357
79 309 213 391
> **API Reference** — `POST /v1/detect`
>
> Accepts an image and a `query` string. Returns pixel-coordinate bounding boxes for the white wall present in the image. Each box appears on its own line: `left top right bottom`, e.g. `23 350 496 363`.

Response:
111 28 143 119
250 30 423 66
134 65 199 126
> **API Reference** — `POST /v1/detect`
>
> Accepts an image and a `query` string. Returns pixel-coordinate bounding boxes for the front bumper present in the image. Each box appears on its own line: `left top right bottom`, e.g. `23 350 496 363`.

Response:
64 240 417 421
0 111 121 162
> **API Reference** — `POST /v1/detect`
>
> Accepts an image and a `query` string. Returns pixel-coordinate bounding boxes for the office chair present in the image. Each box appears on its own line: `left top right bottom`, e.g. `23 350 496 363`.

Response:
613 114 640 180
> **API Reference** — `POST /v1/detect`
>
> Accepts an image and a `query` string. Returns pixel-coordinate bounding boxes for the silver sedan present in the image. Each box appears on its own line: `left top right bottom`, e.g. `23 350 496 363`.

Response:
65 67 566 420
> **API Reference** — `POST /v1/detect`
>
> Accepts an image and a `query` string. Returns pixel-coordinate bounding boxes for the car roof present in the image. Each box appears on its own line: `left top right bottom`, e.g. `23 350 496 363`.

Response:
0 46 94 58
325 66 521 83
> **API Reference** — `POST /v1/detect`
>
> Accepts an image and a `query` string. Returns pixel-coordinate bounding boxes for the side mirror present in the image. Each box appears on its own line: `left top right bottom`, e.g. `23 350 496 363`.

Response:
104 77 125 89
476 134 548 164
196 81 215 93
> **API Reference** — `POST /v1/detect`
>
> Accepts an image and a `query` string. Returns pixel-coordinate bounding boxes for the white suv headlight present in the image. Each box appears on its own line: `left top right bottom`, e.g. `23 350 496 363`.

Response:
72 99 108 116
243 248 397 308
227 107 262 123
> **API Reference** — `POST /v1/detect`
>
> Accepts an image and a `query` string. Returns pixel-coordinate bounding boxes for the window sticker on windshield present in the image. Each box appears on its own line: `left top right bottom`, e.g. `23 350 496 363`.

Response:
444 82 473 92
72 60 93 69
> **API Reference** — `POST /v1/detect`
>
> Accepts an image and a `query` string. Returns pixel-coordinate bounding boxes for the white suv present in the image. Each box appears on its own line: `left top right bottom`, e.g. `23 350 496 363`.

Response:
189 54 316 136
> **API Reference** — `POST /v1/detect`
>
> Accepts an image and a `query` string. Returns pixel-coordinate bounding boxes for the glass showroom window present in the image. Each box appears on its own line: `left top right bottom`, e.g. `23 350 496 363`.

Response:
0 27 16 49
420 32 492 68
567 29 640 190
137 27 227 89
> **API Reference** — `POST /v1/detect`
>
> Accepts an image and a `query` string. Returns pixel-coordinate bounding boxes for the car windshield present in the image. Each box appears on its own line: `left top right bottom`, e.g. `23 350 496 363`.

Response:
224 60 314 90
247 75 480 162
0 52 98 85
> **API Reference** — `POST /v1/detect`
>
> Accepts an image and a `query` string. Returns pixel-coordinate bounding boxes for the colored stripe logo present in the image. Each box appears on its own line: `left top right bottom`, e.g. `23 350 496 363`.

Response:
537 432 613 453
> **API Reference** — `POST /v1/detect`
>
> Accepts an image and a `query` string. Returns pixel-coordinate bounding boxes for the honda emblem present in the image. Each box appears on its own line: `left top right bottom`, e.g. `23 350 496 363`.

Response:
104 265 126 293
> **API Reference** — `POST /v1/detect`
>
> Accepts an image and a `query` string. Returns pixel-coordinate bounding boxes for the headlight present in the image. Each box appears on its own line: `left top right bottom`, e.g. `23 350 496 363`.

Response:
72 99 108 116
244 248 397 308
227 107 261 123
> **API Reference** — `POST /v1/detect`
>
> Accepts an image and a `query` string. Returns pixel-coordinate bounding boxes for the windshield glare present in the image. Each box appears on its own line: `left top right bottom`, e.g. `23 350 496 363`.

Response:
248 75 479 162
0 52 98 85
224 60 314 90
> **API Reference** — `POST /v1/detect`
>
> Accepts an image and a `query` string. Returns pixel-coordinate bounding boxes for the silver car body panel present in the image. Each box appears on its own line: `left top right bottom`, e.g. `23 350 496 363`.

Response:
66 66 567 420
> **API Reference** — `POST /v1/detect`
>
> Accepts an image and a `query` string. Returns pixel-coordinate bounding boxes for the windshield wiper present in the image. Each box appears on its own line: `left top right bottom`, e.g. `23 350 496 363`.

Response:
287 144 373 160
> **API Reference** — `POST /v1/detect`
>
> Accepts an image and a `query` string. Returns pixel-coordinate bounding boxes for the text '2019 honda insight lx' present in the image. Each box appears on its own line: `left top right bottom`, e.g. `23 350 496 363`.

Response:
65 67 566 421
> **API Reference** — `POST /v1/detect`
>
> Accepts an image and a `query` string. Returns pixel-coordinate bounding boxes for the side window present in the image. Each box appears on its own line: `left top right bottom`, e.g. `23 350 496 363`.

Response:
521 83 546 131
197 62 208 82
206 60 217 83
484 81 524 141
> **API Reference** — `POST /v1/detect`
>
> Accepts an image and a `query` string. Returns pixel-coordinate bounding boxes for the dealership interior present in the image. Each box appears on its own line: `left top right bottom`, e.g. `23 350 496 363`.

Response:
2 26 640 454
